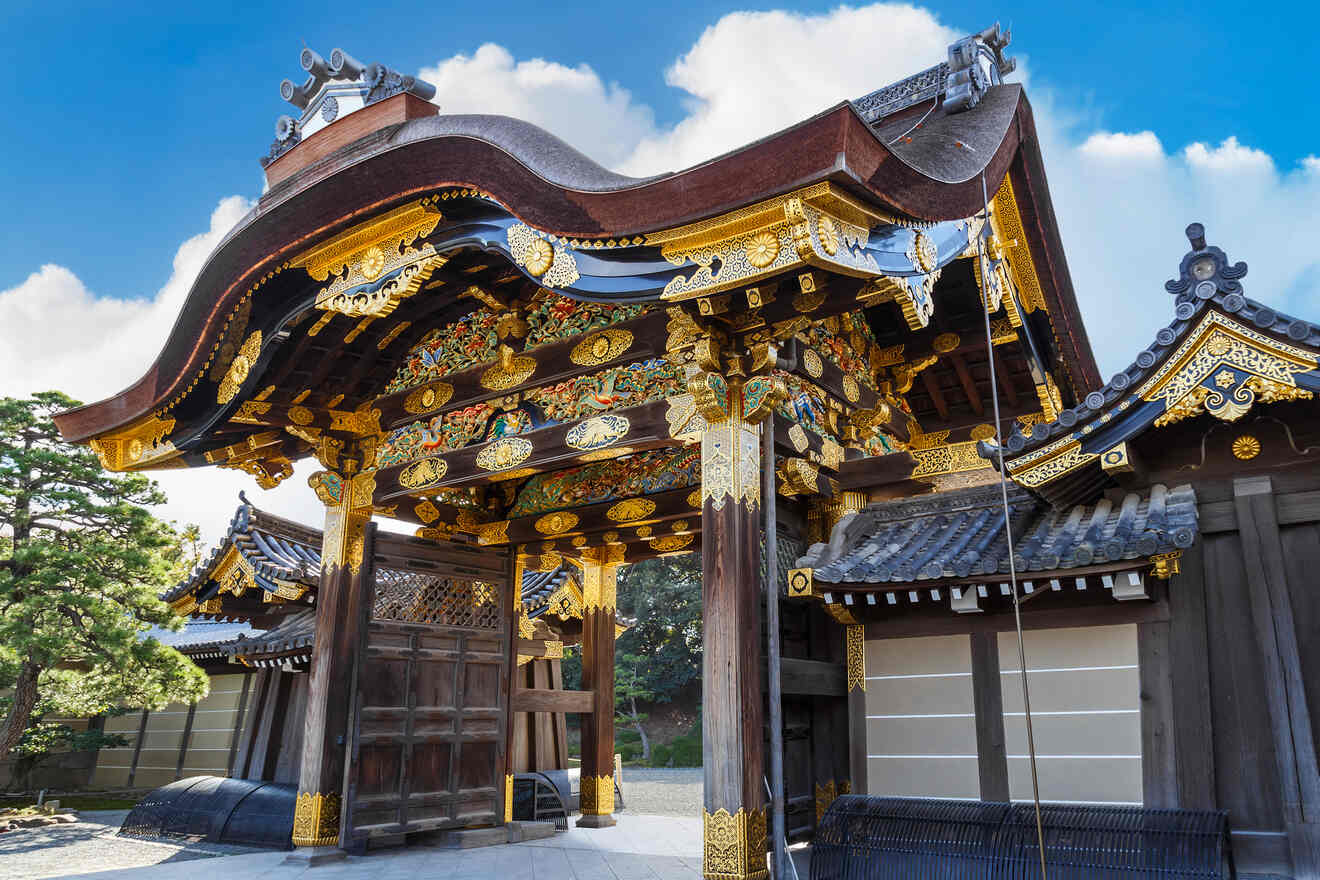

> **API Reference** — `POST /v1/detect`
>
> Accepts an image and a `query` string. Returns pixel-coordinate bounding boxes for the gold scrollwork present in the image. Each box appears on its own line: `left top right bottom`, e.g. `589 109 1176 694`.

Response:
1150 551 1182 578
476 437 533 471
403 381 454 414
399 456 448 489
846 624 866 692
703 807 768 880
566 414 630 451
606 498 657 522
508 224 581 288
535 511 580 536
802 348 824 378
413 500 440 524
480 347 537 390
701 420 761 511
217 332 262 405
292 791 341 848
649 534 694 552
580 775 615 816
477 520 510 545
571 328 634 366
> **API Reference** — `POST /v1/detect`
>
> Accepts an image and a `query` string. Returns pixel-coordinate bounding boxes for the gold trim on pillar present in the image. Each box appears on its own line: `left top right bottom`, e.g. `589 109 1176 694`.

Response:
703 807 768 880
579 774 615 815
1150 551 1182 579
814 781 837 826
292 791 341 847
846 624 866 692
504 774 514 823
581 547 622 612
314 470 374 575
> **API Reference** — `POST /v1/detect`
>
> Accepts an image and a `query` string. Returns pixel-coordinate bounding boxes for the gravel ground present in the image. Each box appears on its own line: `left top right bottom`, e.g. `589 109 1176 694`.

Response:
619 767 703 818
0 810 261 880
0 771 705 879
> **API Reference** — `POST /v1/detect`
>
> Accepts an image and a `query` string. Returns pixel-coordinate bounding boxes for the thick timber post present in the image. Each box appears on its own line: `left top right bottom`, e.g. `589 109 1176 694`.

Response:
577 545 622 828
823 491 868 800
290 470 375 855
698 372 768 880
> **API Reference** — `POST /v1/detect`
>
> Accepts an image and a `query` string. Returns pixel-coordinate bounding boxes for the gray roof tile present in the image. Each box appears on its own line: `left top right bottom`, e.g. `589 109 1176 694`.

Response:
801 483 1197 586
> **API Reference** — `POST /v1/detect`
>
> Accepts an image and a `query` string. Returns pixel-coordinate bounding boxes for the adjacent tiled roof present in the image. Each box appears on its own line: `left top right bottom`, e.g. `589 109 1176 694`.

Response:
801 482 1197 586
226 609 316 662
986 225 1320 465
147 620 256 659
522 564 574 620
163 494 320 603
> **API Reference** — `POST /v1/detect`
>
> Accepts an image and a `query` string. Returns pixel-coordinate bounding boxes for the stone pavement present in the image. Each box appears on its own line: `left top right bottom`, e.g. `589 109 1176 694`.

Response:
1 810 260 880
52 815 714 880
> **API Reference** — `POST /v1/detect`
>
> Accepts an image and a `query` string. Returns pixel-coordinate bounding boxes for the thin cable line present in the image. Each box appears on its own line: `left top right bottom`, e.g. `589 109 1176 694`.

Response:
979 170 1048 880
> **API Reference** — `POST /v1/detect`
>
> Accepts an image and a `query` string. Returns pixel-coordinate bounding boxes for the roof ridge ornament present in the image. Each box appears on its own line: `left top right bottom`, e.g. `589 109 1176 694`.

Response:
852 23 1017 123
261 48 438 168
1165 222 1249 302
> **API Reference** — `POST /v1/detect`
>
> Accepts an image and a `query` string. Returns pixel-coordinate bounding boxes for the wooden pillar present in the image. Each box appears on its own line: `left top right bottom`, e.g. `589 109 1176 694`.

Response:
578 546 621 828
823 491 868 801
1137 621 1178 808
291 471 374 852
970 631 1009 802
1233 476 1320 873
700 401 767 880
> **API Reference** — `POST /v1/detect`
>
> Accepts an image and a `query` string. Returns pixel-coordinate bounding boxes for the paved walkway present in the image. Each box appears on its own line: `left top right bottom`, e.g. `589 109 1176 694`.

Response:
54 815 708 880
1 810 260 880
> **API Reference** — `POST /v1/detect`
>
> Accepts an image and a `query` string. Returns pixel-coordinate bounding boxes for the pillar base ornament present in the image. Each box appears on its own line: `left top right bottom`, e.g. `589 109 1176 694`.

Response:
703 807 768 880
504 774 514 823
579 774 616 815
292 791 341 847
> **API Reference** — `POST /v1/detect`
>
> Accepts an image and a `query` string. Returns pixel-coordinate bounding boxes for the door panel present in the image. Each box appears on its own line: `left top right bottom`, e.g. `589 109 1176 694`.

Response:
342 540 512 843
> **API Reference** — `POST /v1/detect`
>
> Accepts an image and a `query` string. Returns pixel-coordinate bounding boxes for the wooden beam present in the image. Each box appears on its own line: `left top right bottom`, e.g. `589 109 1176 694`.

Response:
949 352 984 416
373 310 671 431
990 346 1019 407
920 370 949 420
511 687 595 714
780 658 845 697
373 399 678 501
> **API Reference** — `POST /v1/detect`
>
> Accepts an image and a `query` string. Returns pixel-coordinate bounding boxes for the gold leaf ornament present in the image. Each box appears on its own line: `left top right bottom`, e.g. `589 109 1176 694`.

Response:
746 231 780 268
570 329 634 366
398 456 448 489
535 511 580 535
476 437 533 471
606 498 657 522
566 414 630 451
218 332 262 404
404 382 454 414
817 215 839 255
524 238 555 277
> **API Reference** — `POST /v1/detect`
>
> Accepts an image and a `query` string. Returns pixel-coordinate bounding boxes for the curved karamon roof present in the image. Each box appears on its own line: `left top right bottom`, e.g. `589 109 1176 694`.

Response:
55 75 1097 443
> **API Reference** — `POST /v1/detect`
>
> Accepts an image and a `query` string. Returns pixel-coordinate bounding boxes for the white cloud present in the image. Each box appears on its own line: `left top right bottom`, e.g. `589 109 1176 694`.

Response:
417 9 1319 379
419 43 656 171
8 3 1320 542
619 5 958 175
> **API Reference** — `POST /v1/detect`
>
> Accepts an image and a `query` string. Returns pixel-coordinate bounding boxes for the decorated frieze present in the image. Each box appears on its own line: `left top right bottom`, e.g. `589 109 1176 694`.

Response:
526 358 683 423
385 309 502 394
508 447 700 519
525 295 647 349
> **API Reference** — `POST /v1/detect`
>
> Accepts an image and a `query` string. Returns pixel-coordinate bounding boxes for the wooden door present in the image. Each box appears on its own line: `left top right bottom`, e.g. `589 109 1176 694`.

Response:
342 537 513 844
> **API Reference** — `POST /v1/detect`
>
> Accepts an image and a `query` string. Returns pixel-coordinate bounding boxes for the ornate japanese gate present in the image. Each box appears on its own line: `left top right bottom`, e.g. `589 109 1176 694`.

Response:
340 532 514 847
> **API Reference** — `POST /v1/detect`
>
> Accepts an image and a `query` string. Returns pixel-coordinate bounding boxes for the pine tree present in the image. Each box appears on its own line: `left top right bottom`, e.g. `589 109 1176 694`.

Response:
0 392 207 763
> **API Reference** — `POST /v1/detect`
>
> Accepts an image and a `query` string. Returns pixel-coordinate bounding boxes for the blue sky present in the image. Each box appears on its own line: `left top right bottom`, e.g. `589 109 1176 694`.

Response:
1 0 1309 303
2 1 1317 537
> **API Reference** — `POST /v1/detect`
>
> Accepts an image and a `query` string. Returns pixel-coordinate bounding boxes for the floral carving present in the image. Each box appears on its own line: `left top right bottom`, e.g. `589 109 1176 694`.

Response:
510 448 700 518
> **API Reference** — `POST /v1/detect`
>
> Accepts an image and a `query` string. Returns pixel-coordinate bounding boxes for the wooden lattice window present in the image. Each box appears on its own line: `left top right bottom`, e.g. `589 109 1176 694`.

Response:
372 568 502 629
